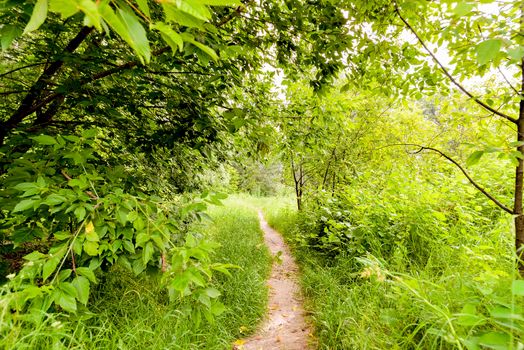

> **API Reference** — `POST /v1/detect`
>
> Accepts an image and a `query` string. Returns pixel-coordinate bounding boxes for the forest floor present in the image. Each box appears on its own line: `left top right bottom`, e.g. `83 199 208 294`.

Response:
236 210 313 350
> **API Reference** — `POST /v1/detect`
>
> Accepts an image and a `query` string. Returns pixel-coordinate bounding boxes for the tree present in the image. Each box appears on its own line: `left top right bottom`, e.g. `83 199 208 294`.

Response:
382 0 524 270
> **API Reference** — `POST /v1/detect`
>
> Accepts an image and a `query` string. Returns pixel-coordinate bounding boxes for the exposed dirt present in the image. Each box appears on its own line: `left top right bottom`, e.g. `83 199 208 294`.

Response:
236 211 313 350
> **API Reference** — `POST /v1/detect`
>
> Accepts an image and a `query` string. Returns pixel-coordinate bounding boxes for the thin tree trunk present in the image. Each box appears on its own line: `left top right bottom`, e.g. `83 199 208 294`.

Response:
515 58 524 273
291 156 302 211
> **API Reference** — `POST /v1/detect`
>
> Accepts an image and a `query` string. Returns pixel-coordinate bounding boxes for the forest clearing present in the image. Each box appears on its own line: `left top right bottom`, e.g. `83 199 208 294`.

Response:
2 0 524 349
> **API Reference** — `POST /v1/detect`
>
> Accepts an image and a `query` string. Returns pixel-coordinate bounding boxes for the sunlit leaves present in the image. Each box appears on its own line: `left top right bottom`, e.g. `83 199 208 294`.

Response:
99 4 150 64
118 6 150 63
23 0 48 34
10 0 238 63
135 0 150 18
475 39 502 65
49 0 79 18
452 2 475 17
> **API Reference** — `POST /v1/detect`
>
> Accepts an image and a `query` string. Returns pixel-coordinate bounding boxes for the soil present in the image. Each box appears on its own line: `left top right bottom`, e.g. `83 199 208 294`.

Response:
235 211 313 350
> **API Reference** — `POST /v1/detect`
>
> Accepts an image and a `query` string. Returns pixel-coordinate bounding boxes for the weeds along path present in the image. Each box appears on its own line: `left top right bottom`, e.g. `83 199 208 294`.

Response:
238 211 313 350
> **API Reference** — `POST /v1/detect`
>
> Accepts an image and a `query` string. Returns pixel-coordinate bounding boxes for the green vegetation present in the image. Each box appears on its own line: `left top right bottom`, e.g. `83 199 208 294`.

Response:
257 185 521 349
1 200 270 349
3 0 524 348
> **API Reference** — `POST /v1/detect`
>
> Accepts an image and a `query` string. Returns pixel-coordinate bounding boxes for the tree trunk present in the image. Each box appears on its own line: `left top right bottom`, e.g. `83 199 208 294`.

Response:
515 61 524 273
291 156 302 211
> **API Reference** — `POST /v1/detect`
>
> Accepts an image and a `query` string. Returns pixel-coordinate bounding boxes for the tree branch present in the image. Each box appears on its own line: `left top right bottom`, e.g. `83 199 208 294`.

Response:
0 62 47 79
0 26 95 145
394 3 518 124
384 143 514 214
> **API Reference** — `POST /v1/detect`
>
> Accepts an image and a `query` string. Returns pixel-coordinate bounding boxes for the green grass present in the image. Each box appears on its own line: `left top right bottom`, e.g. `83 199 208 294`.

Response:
1 198 271 350
254 195 520 350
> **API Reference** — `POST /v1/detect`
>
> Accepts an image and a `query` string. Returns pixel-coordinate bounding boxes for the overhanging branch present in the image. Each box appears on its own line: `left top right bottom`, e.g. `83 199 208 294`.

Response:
394 3 518 124
384 143 514 214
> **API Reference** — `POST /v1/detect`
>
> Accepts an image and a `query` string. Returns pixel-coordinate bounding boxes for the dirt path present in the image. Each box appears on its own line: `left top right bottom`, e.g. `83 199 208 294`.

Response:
237 211 313 350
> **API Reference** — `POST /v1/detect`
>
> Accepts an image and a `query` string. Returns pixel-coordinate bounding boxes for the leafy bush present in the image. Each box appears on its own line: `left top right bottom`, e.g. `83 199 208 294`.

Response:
0 130 233 344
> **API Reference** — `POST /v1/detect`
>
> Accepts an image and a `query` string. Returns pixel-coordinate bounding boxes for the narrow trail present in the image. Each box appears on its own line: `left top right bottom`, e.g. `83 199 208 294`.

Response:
238 211 313 350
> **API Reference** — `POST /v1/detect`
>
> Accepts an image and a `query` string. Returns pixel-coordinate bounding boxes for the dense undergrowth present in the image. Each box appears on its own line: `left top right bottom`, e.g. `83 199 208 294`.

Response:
255 184 523 349
0 199 271 349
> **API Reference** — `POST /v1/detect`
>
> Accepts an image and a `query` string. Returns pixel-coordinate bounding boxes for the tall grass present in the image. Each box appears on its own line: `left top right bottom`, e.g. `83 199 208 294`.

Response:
0 199 271 350
256 195 522 349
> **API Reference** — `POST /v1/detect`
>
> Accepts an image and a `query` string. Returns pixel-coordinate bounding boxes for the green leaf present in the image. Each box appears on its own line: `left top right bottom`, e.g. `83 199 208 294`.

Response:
512 280 524 296
81 128 97 138
49 0 79 18
72 276 90 305
187 270 206 287
77 267 97 283
171 272 190 292
118 255 133 272
32 135 57 145
14 182 38 191
77 0 101 30
1 25 22 51
198 293 211 307
210 300 226 315
24 0 48 34
163 6 205 28
456 303 486 326
116 208 128 225
200 0 240 5
123 240 135 253
204 287 221 298
507 46 524 61
476 39 502 65
478 332 511 350
56 291 77 313
136 0 150 17
57 269 72 281
44 194 67 206
132 258 146 275
118 6 150 63
143 242 154 264
74 206 87 221
24 251 46 261
453 2 475 17
151 234 165 250
175 0 211 21
43 250 65 281
85 221 99 242
211 263 237 277
59 281 77 297
151 22 184 53
466 150 484 166
133 216 145 231
83 240 99 256
186 233 197 247
136 232 150 247
13 199 36 212
191 40 218 61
